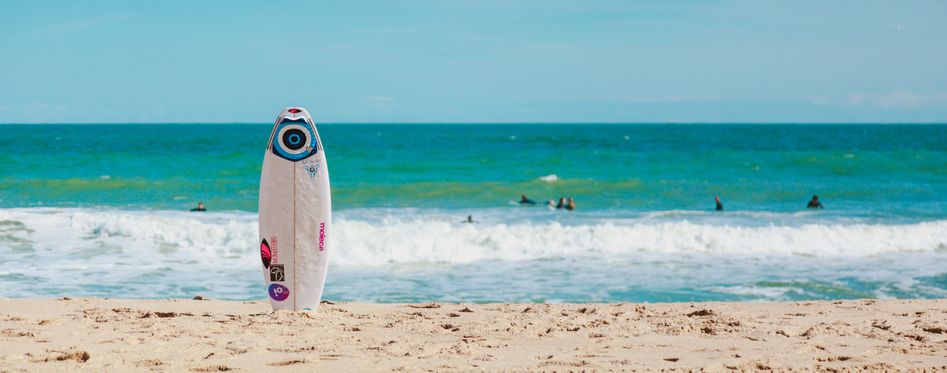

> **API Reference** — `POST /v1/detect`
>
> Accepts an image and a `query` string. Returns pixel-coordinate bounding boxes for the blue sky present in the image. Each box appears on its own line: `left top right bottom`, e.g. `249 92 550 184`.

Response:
1 1 946 123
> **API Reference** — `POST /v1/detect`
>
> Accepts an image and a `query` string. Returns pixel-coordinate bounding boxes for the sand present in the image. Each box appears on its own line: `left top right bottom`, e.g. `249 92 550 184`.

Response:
1 298 945 372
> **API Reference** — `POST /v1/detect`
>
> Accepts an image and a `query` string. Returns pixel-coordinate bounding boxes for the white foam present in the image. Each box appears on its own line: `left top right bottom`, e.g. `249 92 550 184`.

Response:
334 217 947 265
706 285 798 301
1 208 945 267
2 208 946 301
537 174 558 182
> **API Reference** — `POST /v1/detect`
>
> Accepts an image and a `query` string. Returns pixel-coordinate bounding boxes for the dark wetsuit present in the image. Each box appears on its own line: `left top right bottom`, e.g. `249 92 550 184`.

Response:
715 201 723 211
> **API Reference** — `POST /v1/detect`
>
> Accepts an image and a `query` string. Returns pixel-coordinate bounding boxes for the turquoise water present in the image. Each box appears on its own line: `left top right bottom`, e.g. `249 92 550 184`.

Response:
1 124 945 302
3 124 946 216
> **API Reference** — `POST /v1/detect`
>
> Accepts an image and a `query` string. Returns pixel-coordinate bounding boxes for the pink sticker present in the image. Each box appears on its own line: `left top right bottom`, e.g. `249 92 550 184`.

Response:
260 239 271 268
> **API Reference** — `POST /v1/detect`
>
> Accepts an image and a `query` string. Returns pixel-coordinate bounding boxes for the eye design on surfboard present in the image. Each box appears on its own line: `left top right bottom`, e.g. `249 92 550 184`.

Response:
271 117 319 162
260 239 272 268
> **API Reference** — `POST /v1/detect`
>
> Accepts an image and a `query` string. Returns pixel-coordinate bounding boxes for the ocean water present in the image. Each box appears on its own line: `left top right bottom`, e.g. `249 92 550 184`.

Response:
1 123 945 302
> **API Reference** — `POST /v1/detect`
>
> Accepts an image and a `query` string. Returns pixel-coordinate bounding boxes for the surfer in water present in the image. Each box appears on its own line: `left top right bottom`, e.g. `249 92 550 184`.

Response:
519 194 536 205
463 215 475 223
190 202 206 212
807 195 823 209
715 196 724 211
556 197 566 209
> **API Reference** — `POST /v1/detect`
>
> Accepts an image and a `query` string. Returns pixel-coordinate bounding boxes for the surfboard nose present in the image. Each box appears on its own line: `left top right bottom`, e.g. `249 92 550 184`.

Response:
281 107 312 121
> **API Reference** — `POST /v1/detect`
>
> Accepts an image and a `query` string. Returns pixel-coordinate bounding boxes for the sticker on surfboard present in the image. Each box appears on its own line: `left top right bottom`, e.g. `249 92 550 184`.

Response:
260 239 271 268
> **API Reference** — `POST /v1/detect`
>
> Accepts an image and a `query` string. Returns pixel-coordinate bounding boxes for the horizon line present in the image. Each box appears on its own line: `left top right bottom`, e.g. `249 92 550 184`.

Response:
2 121 947 125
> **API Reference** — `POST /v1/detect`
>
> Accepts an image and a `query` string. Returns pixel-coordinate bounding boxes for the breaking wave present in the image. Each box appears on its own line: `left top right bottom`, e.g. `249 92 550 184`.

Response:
1 208 944 267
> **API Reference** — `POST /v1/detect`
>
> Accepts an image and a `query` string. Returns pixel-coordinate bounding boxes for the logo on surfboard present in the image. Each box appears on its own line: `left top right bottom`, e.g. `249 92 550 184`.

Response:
302 160 321 179
319 222 326 251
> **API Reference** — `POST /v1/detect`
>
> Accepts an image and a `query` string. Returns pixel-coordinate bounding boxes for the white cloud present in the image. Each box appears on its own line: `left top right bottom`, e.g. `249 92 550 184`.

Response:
620 94 721 103
847 90 947 110
847 94 868 106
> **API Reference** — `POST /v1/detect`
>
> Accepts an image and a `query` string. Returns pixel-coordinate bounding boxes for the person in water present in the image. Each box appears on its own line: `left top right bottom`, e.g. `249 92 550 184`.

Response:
566 197 575 211
519 194 536 205
547 199 556 208
463 215 475 223
807 195 823 209
556 197 566 209
190 202 206 212
715 196 724 211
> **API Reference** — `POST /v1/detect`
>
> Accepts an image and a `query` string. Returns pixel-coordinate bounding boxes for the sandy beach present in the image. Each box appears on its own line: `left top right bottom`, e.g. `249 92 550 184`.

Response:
0 298 944 371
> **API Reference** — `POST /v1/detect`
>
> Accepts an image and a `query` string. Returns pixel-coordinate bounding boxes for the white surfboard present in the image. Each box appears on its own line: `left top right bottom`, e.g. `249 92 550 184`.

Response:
258 107 331 311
